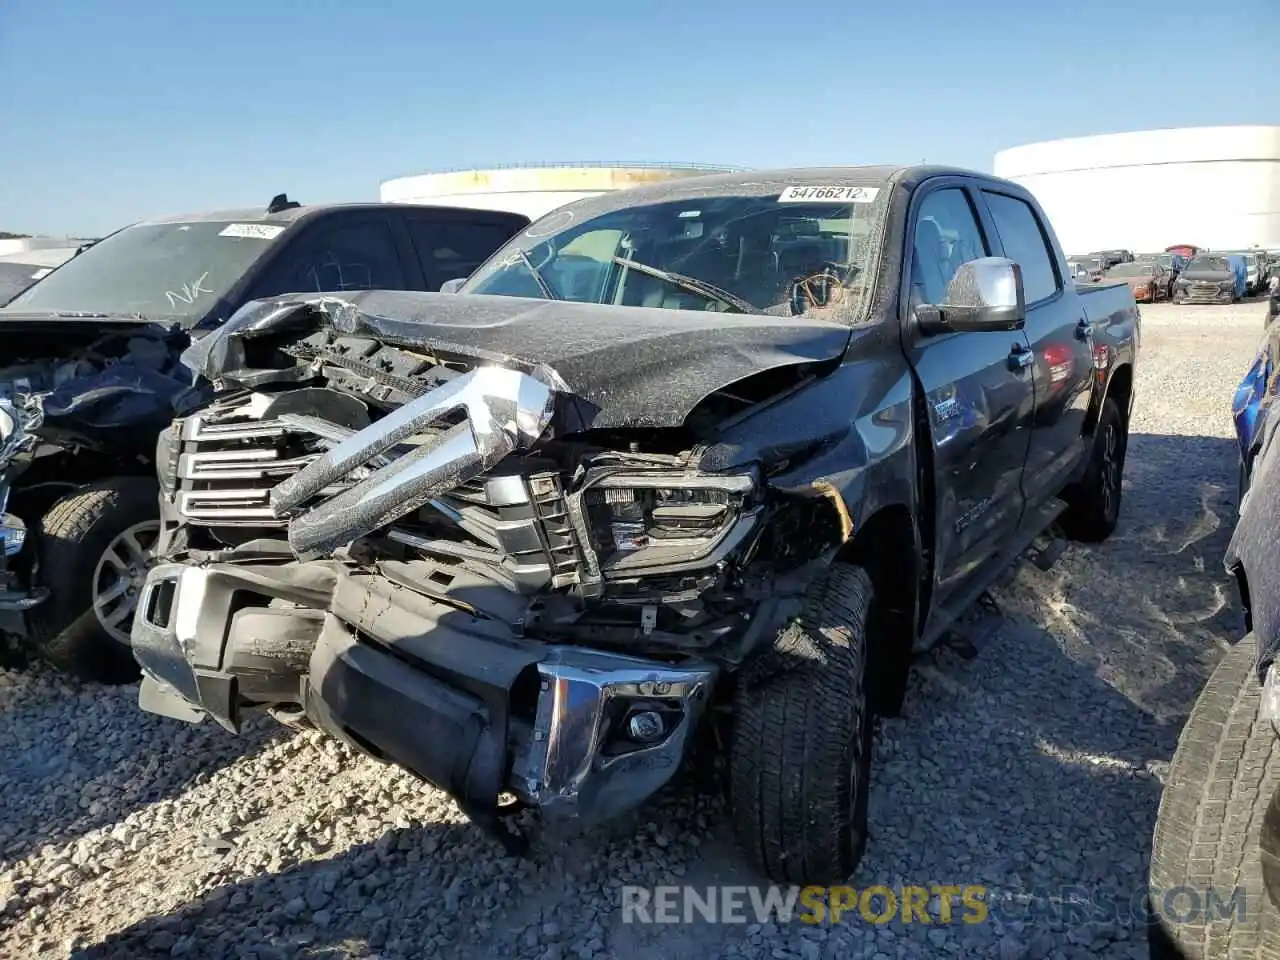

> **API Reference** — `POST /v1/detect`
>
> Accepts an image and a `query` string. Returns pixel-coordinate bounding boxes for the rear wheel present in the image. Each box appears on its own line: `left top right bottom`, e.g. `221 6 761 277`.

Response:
32 477 161 683
729 563 875 883
1060 397 1128 542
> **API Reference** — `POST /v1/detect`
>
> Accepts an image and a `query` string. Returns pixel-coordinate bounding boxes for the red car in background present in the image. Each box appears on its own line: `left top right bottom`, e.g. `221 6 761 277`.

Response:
1107 261 1172 302
1165 243 1201 260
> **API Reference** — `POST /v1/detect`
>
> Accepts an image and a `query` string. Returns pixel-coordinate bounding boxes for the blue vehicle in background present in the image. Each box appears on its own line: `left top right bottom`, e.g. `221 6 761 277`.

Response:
1226 254 1249 300
1233 333 1273 505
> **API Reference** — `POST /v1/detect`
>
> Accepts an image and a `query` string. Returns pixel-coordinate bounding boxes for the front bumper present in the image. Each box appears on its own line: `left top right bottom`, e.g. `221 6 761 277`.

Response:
132 560 716 825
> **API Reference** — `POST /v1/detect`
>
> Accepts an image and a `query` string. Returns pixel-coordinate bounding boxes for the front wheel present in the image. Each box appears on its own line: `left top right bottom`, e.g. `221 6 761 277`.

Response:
729 563 875 884
1060 396 1128 542
31 477 161 683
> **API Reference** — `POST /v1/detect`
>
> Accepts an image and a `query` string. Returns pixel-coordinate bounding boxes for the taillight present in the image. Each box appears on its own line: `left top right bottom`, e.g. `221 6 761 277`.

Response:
1043 344 1073 385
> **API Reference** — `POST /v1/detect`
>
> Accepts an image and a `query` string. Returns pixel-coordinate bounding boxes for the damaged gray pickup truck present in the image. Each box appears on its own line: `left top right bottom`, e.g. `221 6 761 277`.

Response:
131 166 1139 883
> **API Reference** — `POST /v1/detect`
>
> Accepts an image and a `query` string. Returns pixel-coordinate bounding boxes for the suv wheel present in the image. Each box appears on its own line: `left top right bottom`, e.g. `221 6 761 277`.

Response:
31 477 161 683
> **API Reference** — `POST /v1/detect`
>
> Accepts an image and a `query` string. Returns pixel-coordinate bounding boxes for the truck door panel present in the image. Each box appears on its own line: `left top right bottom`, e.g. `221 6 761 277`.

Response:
902 184 1035 602
980 190 1093 508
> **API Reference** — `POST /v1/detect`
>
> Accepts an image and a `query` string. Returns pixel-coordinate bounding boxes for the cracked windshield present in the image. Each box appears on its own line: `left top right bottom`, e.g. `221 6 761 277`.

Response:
463 189 885 320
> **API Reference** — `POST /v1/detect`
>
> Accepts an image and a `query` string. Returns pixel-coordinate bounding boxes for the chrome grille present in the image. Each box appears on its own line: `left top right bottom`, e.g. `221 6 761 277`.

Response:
166 389 586 588
165 396 333 527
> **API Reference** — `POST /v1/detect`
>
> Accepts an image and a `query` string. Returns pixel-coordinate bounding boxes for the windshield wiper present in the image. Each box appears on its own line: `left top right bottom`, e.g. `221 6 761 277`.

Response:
611 256 756 314
514 249 560 300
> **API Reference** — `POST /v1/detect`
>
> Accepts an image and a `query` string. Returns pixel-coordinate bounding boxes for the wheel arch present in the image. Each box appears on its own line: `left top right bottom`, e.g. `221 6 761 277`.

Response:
835 501 919 716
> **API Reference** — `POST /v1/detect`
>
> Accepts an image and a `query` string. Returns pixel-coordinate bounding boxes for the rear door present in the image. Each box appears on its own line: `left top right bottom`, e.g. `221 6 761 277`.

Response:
978 187 1093 511
901 179 1035 602
401 209 529 290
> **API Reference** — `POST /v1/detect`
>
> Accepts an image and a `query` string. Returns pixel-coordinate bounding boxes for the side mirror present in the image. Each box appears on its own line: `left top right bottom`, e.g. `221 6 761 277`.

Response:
439 278 467 294
917 257 1026 335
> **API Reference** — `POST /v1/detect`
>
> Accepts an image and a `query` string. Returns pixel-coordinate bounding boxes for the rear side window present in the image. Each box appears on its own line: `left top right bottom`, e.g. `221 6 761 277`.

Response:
256 219 407 297
407 218 520 287
982 192 1059 303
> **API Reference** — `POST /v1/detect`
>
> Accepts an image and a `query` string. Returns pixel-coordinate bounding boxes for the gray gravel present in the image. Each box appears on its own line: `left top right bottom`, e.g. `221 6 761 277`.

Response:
0 301 1267 960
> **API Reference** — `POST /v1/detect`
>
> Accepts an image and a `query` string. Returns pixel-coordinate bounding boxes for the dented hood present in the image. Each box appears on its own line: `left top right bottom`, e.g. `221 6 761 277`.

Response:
182 290 852 429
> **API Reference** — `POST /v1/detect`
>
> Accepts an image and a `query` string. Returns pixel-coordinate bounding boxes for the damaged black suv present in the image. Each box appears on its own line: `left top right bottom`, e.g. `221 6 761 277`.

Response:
132 167 1140 883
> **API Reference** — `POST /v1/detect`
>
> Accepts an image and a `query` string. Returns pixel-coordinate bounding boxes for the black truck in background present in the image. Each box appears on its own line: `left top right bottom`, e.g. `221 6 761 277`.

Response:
131 167 1139 883
0 196 529 679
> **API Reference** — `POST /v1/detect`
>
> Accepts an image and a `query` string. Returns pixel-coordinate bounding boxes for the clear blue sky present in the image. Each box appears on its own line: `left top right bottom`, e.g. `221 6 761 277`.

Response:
0 0 1268 237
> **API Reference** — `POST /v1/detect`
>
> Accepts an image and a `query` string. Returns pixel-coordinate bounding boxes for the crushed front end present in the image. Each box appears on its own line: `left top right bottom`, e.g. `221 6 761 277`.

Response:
131 306 791 840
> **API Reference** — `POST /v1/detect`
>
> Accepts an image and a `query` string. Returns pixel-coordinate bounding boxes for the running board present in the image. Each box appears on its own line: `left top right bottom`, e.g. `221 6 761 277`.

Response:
920 497 1068 651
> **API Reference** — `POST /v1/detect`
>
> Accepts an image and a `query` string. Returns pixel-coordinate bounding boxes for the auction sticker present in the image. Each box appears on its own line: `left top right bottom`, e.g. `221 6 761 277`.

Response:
778 185 880 204
219 223 286 240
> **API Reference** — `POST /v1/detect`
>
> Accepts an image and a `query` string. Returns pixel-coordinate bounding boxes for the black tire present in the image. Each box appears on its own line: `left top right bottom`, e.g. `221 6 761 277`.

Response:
31 476 161 684
1060 396 1128 542
729 563 875 884
1149 634 1280 958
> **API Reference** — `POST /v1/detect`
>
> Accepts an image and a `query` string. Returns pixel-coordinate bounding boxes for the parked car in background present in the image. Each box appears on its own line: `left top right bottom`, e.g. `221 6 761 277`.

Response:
0 195 530 680
1066 259 1092 282
1069 254 1107 281
1150 327 1280 958
1165 243 1200 260
1173 254 1240 304
1090 249 1132 270
1225 254 1250 299
130 164 1139 885
1136 251 1187 283
1106 261 1171 302
1219 250 1264 295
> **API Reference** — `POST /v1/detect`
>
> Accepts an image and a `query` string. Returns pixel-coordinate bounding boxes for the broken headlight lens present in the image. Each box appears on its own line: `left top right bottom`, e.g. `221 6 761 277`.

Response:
582 472 757 572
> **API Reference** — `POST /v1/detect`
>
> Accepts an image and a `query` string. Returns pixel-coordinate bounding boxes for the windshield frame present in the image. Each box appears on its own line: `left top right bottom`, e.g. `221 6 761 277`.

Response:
459 183 895 326
0 216 295 327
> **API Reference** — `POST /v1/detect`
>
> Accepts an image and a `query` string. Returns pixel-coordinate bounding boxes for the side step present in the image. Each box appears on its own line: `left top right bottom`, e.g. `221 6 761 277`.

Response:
920 496 1068 651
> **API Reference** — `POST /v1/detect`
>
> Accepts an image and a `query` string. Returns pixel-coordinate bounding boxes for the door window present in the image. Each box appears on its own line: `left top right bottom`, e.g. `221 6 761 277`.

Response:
982 192 1059 303
407 219 519 287
910 188 990 307
256 219 407 297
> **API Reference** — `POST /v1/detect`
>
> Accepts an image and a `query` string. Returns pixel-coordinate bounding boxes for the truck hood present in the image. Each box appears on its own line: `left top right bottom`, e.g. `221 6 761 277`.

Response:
1180 269 1234 282
182 290 854 430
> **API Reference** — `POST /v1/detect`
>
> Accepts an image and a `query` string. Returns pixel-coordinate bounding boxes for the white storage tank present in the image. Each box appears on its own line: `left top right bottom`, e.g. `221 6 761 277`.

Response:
993 126 1280 253
380 162 745 220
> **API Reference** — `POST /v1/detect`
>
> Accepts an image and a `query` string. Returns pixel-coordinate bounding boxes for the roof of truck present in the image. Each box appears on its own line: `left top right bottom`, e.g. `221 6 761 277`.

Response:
530 164 1017 223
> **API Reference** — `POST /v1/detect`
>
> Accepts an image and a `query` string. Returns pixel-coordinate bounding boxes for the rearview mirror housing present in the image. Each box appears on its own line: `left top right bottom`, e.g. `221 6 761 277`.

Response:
439 278 467 294
917 257 1027 335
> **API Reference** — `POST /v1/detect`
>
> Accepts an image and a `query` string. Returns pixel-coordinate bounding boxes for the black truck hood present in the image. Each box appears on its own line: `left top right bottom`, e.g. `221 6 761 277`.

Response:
182 290 854 430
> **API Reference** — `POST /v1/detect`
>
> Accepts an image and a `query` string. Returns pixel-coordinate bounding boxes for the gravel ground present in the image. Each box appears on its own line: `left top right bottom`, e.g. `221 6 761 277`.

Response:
0 301 1268 960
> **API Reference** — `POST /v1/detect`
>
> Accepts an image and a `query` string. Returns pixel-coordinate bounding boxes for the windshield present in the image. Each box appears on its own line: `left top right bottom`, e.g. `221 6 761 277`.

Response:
1 219 289 325
461 188 890 322
1108 263 1154 277
1187 256 1230 272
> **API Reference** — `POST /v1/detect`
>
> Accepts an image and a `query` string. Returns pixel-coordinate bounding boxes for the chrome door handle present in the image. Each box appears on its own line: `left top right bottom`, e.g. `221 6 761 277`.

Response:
1008 344 1034 371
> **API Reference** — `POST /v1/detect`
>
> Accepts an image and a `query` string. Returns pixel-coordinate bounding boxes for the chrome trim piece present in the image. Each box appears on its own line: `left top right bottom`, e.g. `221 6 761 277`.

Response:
271 366 558 556
509 646 715 822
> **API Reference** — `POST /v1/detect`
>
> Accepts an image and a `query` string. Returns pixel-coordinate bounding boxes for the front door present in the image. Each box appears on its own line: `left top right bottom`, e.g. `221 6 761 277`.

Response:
902 183 1036 604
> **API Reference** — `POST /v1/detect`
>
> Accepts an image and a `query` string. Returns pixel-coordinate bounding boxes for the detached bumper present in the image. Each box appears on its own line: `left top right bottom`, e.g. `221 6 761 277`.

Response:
132 561 715 824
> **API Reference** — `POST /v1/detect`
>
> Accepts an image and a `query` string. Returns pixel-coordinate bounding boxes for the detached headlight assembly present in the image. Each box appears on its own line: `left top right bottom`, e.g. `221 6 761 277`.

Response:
580 472 760 575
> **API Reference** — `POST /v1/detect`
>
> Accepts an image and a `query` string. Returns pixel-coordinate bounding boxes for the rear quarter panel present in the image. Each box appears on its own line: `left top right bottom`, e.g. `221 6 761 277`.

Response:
1079 281 1140 421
